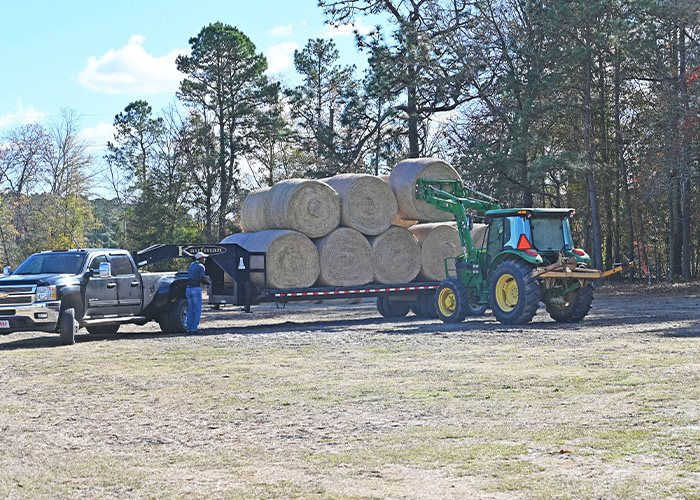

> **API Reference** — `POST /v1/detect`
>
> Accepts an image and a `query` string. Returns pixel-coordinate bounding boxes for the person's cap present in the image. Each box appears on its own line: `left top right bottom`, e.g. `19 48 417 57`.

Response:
195 252 208 260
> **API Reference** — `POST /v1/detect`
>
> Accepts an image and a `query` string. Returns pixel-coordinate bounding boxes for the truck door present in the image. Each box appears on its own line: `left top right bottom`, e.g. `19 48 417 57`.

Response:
85 253 119 316
109 253 142 316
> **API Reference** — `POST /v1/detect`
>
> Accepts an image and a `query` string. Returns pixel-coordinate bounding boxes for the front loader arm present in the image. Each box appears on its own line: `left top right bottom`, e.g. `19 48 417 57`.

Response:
415 179 500 256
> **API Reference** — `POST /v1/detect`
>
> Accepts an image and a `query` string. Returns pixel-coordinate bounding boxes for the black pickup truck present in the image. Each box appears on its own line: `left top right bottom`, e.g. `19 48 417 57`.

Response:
0 248 190 345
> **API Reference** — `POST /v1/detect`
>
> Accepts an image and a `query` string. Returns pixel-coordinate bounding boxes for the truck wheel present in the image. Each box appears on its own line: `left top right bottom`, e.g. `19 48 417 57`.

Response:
160 299 187 333
435 278 469 324
490 260 541 324
86 324 120 335
411 292 438 318
59 308 77 345
546 283 594 323
376 295 411 318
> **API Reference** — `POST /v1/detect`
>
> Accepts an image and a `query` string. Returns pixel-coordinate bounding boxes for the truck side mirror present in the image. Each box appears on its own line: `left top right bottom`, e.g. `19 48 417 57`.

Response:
99 262 111 278
2 266 10 276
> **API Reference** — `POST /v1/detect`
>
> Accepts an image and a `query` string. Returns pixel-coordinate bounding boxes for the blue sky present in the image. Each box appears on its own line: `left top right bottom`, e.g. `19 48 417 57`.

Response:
0 0 376 153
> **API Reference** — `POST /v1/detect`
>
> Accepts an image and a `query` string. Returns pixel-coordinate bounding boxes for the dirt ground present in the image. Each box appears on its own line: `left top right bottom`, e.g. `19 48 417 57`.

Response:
1 283 700 499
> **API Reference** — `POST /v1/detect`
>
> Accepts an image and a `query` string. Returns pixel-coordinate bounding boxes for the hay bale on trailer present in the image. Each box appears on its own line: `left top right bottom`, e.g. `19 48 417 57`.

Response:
388 158 461 222
221 230 320 289
409 223 462 282
240 187 271 233
314 227 374 287
322 174 397 236
367 226 421 284
266 179 340 238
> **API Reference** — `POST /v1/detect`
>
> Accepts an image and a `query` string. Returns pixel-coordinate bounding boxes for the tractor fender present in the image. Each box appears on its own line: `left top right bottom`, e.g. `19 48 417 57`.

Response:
489 250 542 272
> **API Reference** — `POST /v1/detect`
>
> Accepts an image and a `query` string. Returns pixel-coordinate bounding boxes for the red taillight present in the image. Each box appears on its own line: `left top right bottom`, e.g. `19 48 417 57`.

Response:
525 249 539 257
572 248 586 256
517 234 532 250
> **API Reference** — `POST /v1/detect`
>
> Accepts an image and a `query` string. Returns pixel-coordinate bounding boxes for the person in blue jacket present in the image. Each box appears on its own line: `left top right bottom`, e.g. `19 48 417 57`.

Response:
186 252 210 334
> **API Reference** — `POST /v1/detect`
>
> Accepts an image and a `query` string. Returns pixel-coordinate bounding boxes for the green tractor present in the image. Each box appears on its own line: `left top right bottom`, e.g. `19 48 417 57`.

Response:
416 178 630 325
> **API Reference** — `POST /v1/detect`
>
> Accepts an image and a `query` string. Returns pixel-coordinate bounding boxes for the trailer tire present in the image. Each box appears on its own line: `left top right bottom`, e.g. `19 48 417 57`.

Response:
159 299 187 333
59 308 77 345
376 295 411 318
411 292 438 318
435 278 469 323
466 302 488 316
546 283 594 323
490 260 541 324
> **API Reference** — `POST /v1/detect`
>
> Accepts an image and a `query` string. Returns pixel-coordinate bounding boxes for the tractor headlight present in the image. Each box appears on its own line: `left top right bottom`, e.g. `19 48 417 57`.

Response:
36 285 57 302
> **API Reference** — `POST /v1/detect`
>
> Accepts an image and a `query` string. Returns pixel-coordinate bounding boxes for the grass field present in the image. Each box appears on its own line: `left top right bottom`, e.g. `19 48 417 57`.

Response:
1 285 700 499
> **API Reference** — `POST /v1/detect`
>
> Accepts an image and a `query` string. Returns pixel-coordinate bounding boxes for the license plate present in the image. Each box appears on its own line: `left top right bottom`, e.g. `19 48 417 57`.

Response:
0 320 9 328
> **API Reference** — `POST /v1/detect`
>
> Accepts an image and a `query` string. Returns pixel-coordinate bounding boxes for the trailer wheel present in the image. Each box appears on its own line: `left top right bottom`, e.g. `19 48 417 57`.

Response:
411 292 438 318
546 283 594 323
376 295 411 318
159 299 188 333
59 307 77 345
490 260 541 324
466 302 488 316
86 324 120 335
435 278 469 323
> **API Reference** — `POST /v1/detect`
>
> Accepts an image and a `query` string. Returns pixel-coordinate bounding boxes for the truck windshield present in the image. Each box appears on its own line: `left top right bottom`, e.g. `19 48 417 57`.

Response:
530 217 573 251
14 253 86 275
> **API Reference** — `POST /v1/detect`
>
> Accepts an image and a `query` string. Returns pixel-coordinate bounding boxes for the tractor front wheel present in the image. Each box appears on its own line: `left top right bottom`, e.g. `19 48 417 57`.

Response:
435 278 470 324
546 283 594 323
489 260 541 324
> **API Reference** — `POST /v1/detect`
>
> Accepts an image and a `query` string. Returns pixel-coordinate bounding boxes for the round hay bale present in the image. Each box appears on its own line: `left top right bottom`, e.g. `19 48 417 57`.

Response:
240 187 271 233
388 158 462 222
410 223 462 281
221 230 319 289
267 179 340 238
314 227 373 287
367 226 421 284
470 222 488 249
323 174 397 236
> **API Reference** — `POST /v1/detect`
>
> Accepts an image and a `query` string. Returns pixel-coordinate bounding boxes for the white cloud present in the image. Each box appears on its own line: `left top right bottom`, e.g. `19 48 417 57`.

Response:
320 19 374 39
77 35 188 95
79 121 116 150
0 100 46 128
265 41 299 74
269 24 293 37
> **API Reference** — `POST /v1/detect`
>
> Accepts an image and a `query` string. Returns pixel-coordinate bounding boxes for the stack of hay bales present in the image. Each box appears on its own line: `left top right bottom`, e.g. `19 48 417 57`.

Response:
229 158 475 289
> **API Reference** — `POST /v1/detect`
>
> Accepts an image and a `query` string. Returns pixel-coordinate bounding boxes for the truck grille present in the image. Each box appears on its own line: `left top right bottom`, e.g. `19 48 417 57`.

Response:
0 285 36 306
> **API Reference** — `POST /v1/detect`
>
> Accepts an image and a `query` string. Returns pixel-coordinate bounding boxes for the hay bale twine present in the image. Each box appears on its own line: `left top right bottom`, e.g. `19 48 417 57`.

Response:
221 230 319 289
266 179 340 238
323 174 397 236
388 158 462 222
314 227 373 287
367 226 421 284
410 223 462 282
240 187 271 233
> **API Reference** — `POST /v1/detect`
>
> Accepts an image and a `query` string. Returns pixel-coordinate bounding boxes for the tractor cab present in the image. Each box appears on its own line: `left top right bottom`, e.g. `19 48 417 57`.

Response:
484 208 590 270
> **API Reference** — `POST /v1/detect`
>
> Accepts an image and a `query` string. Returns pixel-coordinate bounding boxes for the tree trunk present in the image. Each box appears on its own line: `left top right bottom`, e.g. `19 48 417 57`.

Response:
679 28 691 281
584 47 604 271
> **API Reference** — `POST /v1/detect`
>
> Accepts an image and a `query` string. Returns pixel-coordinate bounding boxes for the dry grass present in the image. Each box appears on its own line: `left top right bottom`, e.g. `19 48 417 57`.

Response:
2 286 700 499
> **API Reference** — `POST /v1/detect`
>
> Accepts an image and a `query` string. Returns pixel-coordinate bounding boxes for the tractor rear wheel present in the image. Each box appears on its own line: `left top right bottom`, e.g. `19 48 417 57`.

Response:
489 260 541 324
435 278 469 324
546 283 594 323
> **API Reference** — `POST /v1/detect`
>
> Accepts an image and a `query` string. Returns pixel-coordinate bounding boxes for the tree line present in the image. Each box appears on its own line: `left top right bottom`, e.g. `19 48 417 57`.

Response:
1 0 698 282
